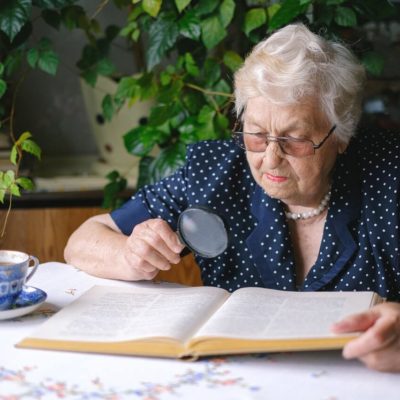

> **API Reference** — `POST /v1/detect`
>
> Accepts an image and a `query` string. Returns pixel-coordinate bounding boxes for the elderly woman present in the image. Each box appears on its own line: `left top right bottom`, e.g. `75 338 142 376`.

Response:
65 24 400 371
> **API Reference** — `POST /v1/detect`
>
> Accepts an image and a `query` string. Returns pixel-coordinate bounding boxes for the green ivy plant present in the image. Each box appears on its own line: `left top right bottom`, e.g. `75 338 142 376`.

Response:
0 0 135 224
95 0 397 204
0 0 398 219
0 0 100 239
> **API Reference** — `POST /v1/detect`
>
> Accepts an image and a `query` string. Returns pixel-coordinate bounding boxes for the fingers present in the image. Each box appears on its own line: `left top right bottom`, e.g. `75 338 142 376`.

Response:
134 220 183 265
358 342 400 372
332 303 400 372
331 310 379 333
124 219 185 280
341 313 398 359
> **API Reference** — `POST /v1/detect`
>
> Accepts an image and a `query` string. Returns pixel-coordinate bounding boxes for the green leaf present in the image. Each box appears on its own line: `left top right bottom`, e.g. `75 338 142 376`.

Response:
16 177 34 190
243 8 266 37
223 50 243 72
115 77 139 103
26 48 39 68
124 125 161 156
0 79 6 99
334 6 357 27
81 70 97 87
157 79 184 104
21 139 42 159
136 156 154 188
182 90 204 114
0 189 5 203
198 105 216 124
219 0 235 28
212 78 231 107
148 142 186 182
60 5 86 30
178 116 199 143
131 28 140 42
203 58 221 86
102 94 114 122
268 0 306 31
136 72 157 100
178 10 201 40
16 131 32 144
175 0 191 13
3 170 15 186
10 145 18 165
160 71 172 86
184 52 199 77
96 58 115 76
9 183 20 197
143 0 162 18
102 170 127 210
194 0 219 17
201 15 226 49
267 3 281 20
4 50 24 76
146 12 179 70
41 9 61 30
0 0 32 41
106 170 119 180
215 112 229 131
362 52 384 76
28 39 59 75
326 0 346 4
148 103 179 126
0 63 4 75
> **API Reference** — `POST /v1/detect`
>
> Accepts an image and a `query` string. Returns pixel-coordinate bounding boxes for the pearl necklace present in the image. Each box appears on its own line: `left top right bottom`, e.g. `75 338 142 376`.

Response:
285 191 331 220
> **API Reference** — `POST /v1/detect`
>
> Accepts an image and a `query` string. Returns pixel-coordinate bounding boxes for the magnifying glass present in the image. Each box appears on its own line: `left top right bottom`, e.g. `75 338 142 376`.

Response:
177 207 229 258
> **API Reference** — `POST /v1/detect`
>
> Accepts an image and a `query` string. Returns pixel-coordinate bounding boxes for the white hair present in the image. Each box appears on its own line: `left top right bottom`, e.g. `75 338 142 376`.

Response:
234 23 366 143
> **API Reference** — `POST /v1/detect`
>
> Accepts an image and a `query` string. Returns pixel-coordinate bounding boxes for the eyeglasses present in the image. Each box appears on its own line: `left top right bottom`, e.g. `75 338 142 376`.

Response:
232 124 336 158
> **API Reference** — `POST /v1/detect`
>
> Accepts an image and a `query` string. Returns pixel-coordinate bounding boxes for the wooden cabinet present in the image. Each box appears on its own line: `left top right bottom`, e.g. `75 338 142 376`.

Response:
0 206 202 286
0 207 103 262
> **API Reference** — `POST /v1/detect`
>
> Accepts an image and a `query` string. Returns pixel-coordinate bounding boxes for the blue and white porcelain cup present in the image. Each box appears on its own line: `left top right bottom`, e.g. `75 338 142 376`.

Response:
0 250 39 310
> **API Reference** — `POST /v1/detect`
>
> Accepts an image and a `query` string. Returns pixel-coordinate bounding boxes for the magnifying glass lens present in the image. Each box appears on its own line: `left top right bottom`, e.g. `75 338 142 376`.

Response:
178 208 228 258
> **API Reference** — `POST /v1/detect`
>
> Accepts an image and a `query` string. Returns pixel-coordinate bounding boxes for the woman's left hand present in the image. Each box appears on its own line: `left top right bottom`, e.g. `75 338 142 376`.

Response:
331 302 400 372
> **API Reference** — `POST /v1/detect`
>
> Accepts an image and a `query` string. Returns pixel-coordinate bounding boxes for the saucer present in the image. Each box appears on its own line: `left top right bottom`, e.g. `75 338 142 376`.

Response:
0 286 47 320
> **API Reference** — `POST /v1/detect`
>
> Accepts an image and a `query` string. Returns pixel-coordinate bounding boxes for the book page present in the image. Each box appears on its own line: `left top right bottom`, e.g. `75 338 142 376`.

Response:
29 285 229 343
193 287 375 340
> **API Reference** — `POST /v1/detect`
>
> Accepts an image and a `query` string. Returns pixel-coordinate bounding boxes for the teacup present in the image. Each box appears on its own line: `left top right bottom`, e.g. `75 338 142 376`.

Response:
0 250 39 310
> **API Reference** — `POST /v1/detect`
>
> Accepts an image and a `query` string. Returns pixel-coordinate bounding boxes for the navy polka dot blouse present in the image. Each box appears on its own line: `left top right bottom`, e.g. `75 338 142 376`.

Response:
111 130 400 300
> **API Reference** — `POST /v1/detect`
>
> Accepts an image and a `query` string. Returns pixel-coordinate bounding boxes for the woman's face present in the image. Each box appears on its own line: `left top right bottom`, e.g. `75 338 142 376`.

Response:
244 96 347 208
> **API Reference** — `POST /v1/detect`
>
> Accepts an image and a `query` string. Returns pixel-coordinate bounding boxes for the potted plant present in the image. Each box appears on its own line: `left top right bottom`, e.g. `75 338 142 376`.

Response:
92 0 398 206
0 0 101 240
1 0 398 222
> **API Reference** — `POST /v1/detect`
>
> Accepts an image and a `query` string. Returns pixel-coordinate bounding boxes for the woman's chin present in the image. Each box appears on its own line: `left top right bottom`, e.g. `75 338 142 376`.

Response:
261 184 291 201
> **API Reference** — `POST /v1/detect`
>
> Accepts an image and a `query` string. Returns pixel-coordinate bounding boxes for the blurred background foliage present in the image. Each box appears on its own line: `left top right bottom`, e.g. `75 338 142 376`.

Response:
0 0 399 211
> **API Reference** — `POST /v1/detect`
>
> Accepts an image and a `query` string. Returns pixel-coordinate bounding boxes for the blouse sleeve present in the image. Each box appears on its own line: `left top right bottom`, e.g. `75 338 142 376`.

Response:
110 146 194 235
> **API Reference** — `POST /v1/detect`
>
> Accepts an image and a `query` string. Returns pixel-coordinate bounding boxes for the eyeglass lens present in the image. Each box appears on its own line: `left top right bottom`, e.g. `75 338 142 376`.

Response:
238 133 314 157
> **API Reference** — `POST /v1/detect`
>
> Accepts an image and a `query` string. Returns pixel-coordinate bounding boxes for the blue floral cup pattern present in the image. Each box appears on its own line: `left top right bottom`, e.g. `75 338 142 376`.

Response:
0 250 39 310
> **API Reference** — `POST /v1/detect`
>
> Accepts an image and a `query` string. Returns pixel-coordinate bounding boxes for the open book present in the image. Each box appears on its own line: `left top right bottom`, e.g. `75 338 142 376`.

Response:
17 285 383 359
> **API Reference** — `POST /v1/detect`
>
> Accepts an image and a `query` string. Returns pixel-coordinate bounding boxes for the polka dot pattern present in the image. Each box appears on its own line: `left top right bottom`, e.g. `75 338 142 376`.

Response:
111 130 400 300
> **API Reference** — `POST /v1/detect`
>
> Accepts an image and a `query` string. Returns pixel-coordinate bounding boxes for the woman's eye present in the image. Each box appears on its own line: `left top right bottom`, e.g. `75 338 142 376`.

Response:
253 133 266 139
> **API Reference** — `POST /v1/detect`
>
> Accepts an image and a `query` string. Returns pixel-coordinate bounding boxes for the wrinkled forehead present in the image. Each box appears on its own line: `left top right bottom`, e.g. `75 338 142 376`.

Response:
243 96 329 130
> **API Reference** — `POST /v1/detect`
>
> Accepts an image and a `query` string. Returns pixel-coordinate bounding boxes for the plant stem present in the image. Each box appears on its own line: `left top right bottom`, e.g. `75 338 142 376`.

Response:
0 193 12 239
185 83 233 98
91 0 110 19
0 73 26 239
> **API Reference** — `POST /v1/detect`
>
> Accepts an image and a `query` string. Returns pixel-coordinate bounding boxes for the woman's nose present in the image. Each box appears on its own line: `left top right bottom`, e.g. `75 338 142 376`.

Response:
262 141 284 168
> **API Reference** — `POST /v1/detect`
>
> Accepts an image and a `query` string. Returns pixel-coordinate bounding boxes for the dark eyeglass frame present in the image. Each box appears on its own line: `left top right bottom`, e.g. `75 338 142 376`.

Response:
232 123 337 158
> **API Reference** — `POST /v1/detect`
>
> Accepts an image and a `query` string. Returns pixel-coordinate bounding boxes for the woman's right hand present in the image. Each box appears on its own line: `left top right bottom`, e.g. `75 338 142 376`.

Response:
122 218 185 280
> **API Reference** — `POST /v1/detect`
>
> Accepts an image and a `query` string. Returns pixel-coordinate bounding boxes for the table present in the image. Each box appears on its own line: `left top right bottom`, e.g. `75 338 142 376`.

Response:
1 262 399 399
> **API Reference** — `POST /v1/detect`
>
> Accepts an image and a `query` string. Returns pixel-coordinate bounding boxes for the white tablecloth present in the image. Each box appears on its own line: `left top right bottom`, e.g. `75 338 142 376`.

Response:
1 262 399 399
